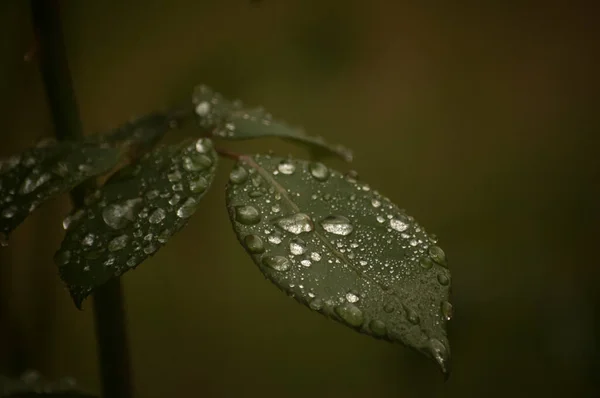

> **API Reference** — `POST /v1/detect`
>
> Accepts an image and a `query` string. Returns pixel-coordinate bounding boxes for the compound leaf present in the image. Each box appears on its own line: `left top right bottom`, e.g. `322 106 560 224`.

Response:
192 85 352 162
55 138 218 308
225 155 452 374
0 139 120 244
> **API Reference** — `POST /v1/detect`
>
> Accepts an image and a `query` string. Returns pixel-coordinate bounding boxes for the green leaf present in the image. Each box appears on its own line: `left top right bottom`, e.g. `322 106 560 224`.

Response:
225 155 452 374
55 138 218 308
0 139 120 244
192 85 353 162
0 371 97 397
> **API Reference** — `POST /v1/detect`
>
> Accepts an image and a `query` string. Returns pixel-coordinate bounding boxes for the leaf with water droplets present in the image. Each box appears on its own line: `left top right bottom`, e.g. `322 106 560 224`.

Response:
55 138 218 308
0 139 120 243
192 85 353 162
225 155 452 375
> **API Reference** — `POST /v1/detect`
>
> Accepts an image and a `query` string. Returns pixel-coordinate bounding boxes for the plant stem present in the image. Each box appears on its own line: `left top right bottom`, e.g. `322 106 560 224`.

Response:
30 1 133 397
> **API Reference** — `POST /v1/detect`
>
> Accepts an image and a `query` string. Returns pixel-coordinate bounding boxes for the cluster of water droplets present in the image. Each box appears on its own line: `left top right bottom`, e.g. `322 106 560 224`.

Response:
55 138 217 303
226 155 451 365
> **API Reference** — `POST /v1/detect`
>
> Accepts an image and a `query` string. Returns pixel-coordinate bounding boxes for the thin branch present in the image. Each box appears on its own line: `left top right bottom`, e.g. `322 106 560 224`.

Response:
30 1 133 397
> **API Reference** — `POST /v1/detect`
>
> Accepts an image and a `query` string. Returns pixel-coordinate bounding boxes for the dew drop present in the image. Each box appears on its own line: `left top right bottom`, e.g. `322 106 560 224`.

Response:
277 159 296 175
268 232 283 245
195 102 211 116
108 235 129 252
275 213 313 234
143 244 158 254
383 302 395 313
390 215 409 232
229 166 249 184
289 237 307 255
437 273 450 286
335 303 364 327
149 208 166 224
1 205 17 219
102 198 143 229
309 298 323 311
310 252 322 261
189 176 208 193
406 308 420 325
345 292 359 303
429 338 450 374
177 197 197 218
195 138 213 153
441 301 453 321
309 162 329 181
429 245 447 267
376 215 385 223
82 233 95 246
235 205 261 225
300 259 311 267
182 154 212 171
168 194 181 206
369 319 387 337
244 234 265 253
371 198 381 208
167 171 182 182
261 255 291 272
320 215 353 236
419 257 433 269
19 173 51 195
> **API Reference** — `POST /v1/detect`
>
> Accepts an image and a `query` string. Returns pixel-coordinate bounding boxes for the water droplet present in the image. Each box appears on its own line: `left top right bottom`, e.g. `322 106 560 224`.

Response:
309 298 323 311
383 302 395 313
102 198 143 229
167 171 182 182
19 173 51 195
177 197 197 218
146 190 159 200
195 138 213 153
268 232 283 245
390 215 409 232
149 208 166 224
420 257 433 269
335 303 364 327
108 235 129 252
277 159 296 175
157 229 172 243
229 166 249 184
320 215 353 236
345 292 359 303
441 301 453 321
189 176 208 193
429 338 450 374
369 320 387 337
309 162 329 181
437 273 450 286
235 205 261 225
300 259 311 267
429 245 447 267
82 233 95 246
310 252 321 261
289 237 307 255
274 213 313 235
182 154 213 171
371 198 381 208
168 194 181 206
406 307 420 325
244 234 265 253
195 102 211 117
376 215 385 223
1 205 17 219
261 255 291 272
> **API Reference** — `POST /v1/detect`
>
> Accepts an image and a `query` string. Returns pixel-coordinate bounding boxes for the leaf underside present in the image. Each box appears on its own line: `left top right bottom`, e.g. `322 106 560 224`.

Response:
192 85 353 162
225 154 452 374
55 138 218 308
0 139 120 242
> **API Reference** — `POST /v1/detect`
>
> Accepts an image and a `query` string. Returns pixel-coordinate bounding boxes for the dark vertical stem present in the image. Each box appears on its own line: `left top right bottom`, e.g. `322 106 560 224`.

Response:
30 1 133 397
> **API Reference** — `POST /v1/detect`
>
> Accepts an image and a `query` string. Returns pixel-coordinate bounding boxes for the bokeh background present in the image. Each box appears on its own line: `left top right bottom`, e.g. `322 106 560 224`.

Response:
1 1 598 397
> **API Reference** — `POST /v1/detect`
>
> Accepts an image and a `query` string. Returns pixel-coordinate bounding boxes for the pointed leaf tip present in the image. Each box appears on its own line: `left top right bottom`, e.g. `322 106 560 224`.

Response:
55 138 218 308
225 154 451 371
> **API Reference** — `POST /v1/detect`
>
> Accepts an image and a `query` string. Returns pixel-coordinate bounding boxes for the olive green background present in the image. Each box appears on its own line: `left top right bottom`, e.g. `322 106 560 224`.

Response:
0 1 598 397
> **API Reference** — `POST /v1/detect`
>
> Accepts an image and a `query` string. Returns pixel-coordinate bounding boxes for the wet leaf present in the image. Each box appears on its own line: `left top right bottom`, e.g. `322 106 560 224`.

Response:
0 139 120 244
192 85 352 161
55 138 218 308
225 155 452 374
0 371 97 397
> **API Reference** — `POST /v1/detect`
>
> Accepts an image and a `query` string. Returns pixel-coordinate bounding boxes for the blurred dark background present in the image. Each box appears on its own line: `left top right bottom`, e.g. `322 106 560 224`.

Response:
0 1 598 397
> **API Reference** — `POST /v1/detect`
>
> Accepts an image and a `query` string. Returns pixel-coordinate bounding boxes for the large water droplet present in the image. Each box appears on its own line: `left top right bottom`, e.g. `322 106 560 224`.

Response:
235 205 261 225
177 197 197 218
289 237 307 255
195 102 211 117
275 213 313 234
429 338 450 375
320 215 353 236
262 255 291 272
369 319 387 337
244 234 265 253
345 292 359 303
182 154 213 171
277 159 296 175
419 257 433 269
19 173 51 195
268 231 283 245
108 235 129 252
195 138 213 153
309 298 323 311
390 215 409 232
149 208 166 224
429 245 447 267
310 252 322 261
437 273 450 286
335 303 364 327
309 162 329 181
102 198 143 229
229 166 248 184
189 176 208 193
441 301 453 321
